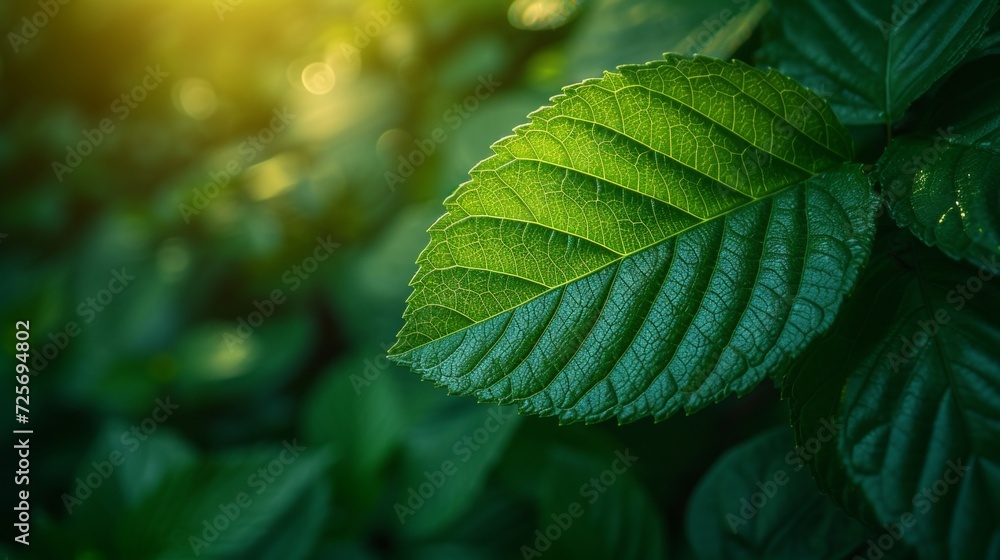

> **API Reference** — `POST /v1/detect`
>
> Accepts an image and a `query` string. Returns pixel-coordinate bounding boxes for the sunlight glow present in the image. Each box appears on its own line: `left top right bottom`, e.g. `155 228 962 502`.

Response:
509 0 582 30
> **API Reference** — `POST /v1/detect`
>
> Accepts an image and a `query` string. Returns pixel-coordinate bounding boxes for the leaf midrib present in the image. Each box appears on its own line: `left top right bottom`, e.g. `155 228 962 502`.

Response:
395 58 855 357
395 169 831 357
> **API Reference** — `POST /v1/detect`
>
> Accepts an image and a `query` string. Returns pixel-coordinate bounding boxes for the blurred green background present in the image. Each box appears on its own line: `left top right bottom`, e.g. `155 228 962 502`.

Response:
0 0 808 558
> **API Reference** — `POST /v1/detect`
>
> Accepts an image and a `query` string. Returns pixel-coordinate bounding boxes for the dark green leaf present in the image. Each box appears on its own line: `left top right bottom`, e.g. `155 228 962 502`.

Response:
565 0 768 81
534 445 667 559
790 230 1000 558
117 446 332 559
967 14 1000 60
686 427 872 559
757 0 998 124
783 317 879 525
878 74 1000 266
397 403 521 537
248 482 331 560
302 351 405 519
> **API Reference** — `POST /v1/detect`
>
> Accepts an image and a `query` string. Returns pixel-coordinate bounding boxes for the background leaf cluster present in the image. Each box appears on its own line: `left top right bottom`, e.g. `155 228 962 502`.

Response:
1 0 998 558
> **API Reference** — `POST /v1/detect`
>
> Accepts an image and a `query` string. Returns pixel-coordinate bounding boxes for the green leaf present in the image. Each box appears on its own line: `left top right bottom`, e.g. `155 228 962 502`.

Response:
439 487 536 556
878 74 1000 266
390 55 877 424
880 140 1000 265
535 445 667 559
791 229 1000 558
53 426 198 556
686 427 872 560
302 351 405 522
397 403 521 537
783 317 879 525
303 353 405 476
111 429 198 509
249 482 331 560
117 446 332 559
967 13 1000 61
564 0 768 82
757 0 999 125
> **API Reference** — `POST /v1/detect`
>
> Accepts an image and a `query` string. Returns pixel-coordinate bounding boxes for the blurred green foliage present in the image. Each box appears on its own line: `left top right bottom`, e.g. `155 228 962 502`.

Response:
0 0 828 558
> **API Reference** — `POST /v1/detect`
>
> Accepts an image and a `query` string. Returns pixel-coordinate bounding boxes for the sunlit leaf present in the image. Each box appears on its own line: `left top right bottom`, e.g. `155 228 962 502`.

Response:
390 55 877 424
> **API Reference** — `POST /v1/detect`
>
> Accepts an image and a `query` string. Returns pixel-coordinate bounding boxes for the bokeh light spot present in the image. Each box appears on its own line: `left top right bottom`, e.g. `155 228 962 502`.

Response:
210 340 250 379
244 153 301 200
173 78 218 120
302 62 336 94
508 0 582 30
